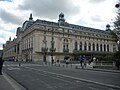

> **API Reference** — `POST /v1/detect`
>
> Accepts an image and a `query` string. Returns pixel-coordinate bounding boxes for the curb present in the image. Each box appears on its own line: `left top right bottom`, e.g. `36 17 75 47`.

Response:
3 72 26 90
84 68 120 73
54 64 120 73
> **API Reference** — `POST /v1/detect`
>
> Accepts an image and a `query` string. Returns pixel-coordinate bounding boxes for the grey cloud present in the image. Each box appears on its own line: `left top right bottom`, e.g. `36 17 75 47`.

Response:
0 31 6 39
0 0 12 2
0 43 3 50
91 15 103 22
18 0 80 19
88 0 106 4
0 9 23 25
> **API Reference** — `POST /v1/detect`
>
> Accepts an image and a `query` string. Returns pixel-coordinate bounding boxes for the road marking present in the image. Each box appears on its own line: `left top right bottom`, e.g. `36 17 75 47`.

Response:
40 80 55 89
76 80 80 83
24 67 120 89
7 67 21 70
89 87 99 90
37 72 75 84
5 64 19 66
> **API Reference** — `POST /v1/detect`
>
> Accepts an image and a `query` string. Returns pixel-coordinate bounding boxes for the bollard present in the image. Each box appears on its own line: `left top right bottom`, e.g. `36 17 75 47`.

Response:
71 64 72 68
18 62 21 67
75 66 78 69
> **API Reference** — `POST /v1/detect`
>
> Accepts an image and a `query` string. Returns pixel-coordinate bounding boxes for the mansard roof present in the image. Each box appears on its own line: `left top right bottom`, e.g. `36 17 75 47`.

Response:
21 13 110 35
22 20 34 31
35 19 58 26
34 19 109 35
21 14 34 31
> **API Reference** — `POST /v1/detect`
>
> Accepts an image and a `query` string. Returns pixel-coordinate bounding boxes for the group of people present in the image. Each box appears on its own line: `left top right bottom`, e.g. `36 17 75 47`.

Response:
79 55 87 69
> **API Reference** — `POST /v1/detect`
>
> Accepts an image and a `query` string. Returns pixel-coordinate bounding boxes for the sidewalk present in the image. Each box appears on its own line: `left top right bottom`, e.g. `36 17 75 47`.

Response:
0 73 26 90
53 63 120 73
0 74 14 90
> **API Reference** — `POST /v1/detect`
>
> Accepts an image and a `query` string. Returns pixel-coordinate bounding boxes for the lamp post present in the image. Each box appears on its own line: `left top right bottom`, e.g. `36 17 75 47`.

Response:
93 57 96 61
50 29 56 64
117 40 120 51
115 3 120 8
115 3 120 51
41 31 48 64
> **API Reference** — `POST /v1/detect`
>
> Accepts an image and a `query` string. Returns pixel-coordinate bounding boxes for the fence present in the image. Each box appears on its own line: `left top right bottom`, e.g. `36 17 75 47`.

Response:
94 61 115 66
60 60 116 69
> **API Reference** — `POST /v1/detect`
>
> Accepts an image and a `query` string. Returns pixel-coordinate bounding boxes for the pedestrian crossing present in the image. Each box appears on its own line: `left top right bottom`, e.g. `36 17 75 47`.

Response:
3 62 94 69
3 64 44 67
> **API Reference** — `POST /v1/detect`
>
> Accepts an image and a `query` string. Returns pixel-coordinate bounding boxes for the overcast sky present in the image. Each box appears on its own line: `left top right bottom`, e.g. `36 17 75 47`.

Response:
0 0 118 50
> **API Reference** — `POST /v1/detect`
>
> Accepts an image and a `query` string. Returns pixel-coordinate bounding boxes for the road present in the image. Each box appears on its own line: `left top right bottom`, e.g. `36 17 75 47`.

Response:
3 61 120 90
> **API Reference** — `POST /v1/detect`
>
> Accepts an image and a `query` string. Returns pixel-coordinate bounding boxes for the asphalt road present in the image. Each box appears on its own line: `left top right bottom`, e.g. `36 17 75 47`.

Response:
3 61 120 90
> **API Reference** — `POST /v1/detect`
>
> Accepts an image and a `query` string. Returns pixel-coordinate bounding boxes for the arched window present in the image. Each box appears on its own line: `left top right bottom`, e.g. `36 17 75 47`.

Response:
84 42 87 51
63 44 65 50
113 44 116 52
63 39 69 52
100 44 102 52
75 41 78 50
66 44 68 50
96 44 99 51
104 44 106 52
93 43 95 51
79 42 82 51
66 39 68 42
107 44 109 52
88 43 91 51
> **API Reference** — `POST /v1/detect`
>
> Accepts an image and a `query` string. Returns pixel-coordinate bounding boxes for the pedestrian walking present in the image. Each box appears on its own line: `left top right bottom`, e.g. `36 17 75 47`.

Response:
0 57 4 75
115 59 120 70
51 59 54 65
83 56 87 68
79 55 84 68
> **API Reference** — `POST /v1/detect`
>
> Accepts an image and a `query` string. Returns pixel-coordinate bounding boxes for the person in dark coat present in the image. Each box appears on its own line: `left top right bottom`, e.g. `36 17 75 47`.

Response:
0 57 4 75
79 55 83 67
115 59 120 70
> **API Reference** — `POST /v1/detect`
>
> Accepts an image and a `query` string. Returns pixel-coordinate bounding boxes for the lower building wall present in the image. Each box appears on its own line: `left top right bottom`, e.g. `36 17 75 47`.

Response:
31 52 66 62
32 53 42 62
7 52 114 63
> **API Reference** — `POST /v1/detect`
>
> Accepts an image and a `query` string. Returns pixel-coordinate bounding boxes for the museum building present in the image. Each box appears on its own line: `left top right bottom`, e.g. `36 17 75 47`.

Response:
3 13 118 62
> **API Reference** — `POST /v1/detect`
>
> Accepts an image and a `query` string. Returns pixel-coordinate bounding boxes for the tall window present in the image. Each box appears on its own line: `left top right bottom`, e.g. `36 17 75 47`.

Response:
88 43 91 51
93 43 95 51
66 44 68 50
107 44 109 52
63 44 65 50
96 44 99 51
63 39 69 52
84 42 87 51
100 44 102 52
113 44 116 52
104 44 106 52
75 41 78 50
79 42 82 51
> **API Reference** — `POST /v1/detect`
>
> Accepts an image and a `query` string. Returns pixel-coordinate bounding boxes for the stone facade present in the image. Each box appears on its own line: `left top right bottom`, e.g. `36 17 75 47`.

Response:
3 13 119 62
3 38 16 61
0 50 3 58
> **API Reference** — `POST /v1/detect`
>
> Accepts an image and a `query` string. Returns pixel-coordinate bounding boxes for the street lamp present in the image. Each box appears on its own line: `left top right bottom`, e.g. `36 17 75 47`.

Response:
115 3 120 8
93 57 96 61
117 40 120 51
115 3 120 51
50 29 56 64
